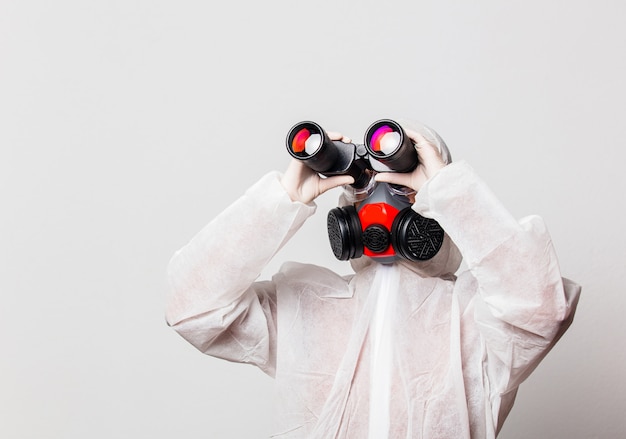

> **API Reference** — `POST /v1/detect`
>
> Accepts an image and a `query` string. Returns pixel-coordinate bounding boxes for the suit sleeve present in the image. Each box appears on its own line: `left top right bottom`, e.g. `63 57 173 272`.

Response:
412 161 581 393
165 172 316 376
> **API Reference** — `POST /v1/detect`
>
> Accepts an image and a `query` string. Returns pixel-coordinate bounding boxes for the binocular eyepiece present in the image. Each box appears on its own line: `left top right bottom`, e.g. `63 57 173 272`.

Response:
286 119 418 188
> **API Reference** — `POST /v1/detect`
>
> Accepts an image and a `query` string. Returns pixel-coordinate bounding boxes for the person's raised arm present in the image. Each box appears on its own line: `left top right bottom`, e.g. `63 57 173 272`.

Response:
396 133 578 395
165 133 353 375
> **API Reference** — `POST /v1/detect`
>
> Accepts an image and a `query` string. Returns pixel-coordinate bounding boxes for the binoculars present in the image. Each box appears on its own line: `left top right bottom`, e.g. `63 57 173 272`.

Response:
285 119 418 188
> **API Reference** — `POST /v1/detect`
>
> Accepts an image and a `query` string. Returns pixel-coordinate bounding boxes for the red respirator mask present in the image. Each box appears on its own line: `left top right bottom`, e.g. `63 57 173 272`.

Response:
328 181 443 264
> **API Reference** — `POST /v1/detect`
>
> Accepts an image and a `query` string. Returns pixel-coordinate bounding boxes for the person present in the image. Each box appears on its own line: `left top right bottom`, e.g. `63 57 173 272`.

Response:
165 121 580 438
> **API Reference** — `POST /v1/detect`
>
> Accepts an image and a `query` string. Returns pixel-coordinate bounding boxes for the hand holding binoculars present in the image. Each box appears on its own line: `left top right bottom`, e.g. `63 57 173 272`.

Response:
285 119 419 189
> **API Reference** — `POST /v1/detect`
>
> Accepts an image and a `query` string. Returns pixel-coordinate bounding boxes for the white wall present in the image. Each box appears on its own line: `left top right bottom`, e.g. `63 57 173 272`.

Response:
2 0 624 437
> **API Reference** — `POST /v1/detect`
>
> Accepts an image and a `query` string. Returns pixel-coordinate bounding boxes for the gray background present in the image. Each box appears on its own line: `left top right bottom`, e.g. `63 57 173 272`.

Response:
2 0 624 437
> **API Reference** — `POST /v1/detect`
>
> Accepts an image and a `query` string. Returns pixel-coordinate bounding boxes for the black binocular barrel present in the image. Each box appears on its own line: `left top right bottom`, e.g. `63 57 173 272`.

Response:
286 121 370 188
286 121 337 172
364 119 418 173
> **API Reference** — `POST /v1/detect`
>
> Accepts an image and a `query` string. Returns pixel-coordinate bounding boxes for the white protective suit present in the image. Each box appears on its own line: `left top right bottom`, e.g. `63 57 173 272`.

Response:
166 161 580 438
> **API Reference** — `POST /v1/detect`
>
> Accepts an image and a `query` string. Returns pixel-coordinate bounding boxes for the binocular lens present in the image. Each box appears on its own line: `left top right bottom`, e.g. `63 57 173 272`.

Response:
369 125 401 156
291 128 322 156
365 119 418 173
